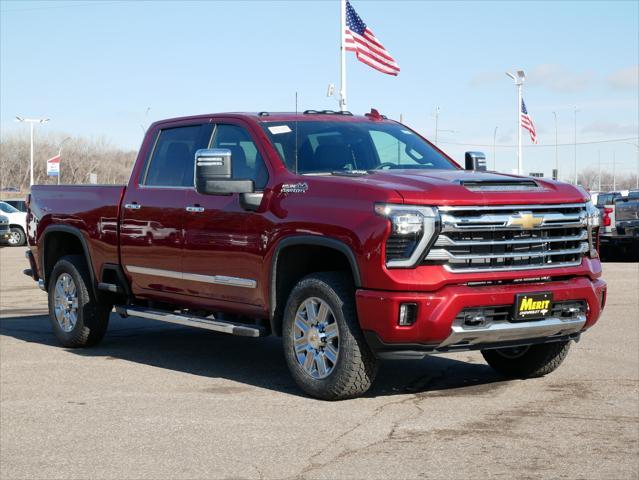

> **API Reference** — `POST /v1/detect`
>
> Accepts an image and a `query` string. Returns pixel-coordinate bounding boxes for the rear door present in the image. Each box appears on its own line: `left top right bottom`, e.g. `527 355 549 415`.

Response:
181 122 270 307
120 123 213 298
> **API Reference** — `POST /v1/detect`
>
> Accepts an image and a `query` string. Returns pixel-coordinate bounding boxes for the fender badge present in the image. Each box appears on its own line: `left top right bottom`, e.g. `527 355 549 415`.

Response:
281 182 308 194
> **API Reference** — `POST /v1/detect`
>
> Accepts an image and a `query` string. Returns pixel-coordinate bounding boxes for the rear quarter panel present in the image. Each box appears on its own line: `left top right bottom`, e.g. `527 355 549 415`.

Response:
28 185 125 282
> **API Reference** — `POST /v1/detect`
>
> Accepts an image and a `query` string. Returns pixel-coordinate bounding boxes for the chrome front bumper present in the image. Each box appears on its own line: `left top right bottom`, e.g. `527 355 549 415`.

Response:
436 315 587 349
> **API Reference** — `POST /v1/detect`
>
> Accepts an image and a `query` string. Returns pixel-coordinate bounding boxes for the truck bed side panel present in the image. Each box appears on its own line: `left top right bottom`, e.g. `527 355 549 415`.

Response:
28 185 125 283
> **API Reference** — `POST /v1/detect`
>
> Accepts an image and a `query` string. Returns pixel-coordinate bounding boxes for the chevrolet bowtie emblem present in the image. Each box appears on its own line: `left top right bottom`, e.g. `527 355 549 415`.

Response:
508 212 544 229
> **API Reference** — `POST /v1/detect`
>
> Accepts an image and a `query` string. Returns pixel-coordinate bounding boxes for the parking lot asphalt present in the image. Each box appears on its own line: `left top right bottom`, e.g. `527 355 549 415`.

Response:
1 246 637 480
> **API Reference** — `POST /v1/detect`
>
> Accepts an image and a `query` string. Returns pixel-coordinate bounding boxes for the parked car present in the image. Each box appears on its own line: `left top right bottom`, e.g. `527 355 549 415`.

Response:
25 110 606 400
4 199 27 212
612 190 639 253
596 191 638 255
0 201 27 246
0 215 11 245
595 191 623 237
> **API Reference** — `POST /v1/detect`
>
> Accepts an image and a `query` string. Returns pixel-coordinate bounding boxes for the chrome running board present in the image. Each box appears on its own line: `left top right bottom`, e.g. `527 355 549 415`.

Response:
115 306 266 338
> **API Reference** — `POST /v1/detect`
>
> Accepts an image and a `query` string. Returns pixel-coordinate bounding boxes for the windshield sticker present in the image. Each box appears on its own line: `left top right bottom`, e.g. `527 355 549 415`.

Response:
268 125 292 135
281 182 308 194
400 129 413 135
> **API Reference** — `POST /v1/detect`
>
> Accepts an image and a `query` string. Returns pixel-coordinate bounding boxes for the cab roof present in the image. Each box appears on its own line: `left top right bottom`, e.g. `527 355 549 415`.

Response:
151 110 395 127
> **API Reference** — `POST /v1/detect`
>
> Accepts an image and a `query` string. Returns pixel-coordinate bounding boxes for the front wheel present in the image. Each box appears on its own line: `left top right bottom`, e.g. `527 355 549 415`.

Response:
481 341 571 378
282 272 379 400
8 227 25 246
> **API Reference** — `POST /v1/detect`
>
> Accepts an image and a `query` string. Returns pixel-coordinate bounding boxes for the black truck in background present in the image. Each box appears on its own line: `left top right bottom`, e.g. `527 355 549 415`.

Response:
598 190 639 258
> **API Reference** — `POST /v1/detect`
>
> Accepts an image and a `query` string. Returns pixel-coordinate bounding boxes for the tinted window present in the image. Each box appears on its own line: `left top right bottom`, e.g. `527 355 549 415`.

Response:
6 200 26 212
144 125 207 187
261 121 455 174
0 202 18 214
210 125 268 189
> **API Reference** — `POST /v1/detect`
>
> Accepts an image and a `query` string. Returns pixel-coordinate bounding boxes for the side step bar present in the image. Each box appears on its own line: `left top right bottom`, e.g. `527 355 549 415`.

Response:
114 306 266 338
98 282 124 294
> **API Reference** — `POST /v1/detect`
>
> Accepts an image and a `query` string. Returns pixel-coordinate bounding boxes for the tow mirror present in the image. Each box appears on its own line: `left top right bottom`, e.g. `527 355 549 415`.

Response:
465 151 487 171
194 148 254 195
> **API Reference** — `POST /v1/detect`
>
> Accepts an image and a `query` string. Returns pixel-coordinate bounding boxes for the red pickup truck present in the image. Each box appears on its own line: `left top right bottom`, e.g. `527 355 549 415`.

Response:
25 110 606 400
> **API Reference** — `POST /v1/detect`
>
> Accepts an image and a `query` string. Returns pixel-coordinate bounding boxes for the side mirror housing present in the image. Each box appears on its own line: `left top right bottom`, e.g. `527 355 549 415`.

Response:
194 148 254 195
465 151 487 171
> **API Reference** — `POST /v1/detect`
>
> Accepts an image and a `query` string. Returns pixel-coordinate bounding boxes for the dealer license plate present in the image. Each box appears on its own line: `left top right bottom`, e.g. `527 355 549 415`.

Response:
513 292 553 321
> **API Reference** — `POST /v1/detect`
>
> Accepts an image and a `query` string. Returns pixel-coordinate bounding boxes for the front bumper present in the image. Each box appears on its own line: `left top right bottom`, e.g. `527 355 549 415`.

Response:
356 276 606 359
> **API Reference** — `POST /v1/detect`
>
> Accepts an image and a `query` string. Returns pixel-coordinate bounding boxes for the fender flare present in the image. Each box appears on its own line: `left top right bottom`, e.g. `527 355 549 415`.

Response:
269 235 362 335
40 225 98 297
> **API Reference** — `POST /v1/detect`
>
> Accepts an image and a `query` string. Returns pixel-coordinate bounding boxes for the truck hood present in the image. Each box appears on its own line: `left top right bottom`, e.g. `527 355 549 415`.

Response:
345 169 589 206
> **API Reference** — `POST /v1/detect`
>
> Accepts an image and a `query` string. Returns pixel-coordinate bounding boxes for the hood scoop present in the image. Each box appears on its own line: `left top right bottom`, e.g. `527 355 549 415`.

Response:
460 179 543 192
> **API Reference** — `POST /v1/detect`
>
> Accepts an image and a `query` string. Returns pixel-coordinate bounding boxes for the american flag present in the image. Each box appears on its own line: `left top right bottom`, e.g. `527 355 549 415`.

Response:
521 99 537 144
344 0 400 76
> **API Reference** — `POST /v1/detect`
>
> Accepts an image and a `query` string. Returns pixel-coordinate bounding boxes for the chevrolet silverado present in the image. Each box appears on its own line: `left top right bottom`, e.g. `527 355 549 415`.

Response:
25 110 607 399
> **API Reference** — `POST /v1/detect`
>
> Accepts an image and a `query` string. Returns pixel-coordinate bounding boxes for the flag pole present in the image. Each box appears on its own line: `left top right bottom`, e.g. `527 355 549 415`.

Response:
339 0 347 112
518 82 523 175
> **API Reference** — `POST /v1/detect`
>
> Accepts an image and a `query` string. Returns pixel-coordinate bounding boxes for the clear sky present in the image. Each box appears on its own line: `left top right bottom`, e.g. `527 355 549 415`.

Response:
1 0 637 180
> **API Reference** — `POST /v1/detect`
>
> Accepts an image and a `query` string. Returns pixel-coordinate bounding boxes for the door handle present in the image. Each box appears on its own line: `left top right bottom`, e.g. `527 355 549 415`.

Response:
124 203 141 210
186 205 205 213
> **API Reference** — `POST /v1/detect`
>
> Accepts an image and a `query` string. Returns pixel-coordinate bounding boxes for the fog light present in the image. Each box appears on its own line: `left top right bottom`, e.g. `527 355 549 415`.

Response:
398 303 417 326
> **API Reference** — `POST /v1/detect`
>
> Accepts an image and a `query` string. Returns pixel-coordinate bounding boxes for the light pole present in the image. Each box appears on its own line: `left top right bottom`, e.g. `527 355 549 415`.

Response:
506 70 525 175
598 151 602 192
434 106 440 145
612 151 616 191
552 111 558 179
58 137 71 185
15 116 50 187
573 106 578 185
493 126 498 171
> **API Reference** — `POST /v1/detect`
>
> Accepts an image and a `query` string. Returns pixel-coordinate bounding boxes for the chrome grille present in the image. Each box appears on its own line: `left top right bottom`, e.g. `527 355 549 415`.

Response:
425 203 588 272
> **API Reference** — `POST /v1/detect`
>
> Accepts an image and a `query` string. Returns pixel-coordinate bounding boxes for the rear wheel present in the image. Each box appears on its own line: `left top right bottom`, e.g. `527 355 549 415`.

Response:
481 341 571 378
47 255 111 348
282 272 378 400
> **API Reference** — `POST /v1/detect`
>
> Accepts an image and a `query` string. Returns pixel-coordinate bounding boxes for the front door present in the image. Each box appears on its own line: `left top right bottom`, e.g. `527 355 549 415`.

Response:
182 122 270 308
120 123 213 299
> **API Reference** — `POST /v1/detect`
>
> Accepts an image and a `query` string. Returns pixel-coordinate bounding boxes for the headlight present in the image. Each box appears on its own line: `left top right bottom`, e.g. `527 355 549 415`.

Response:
585 200 600 227
375 204 439 268
585 200 600 258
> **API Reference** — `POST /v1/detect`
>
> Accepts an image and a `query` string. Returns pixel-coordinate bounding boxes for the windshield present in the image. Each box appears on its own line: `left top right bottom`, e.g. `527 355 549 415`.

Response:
0 202 18 214
261 121 456 174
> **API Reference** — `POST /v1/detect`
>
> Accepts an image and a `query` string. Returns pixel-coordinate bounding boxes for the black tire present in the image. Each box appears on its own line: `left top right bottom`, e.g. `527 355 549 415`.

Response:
282 272 379 400
47 255 111 348
481 341 571 378
8 227 25 246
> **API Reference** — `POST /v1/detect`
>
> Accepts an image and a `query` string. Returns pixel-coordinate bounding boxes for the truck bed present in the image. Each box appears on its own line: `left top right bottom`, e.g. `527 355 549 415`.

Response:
28 184 126 283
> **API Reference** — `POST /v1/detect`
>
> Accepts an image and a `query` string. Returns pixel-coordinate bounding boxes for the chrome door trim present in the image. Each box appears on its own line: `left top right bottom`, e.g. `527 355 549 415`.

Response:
126 265 257 288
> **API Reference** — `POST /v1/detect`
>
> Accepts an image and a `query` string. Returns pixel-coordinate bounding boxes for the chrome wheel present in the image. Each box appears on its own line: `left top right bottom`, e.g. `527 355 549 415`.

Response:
292 297 339 379
8 230 21 246
53 273 79 332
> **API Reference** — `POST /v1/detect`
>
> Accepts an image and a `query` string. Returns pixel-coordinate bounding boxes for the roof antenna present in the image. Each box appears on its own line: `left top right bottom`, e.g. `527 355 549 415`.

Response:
295 91 299 175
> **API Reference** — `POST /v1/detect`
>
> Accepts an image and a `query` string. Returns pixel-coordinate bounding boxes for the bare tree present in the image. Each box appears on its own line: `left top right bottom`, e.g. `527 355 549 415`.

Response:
578 168 638 192
0 133 136 192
